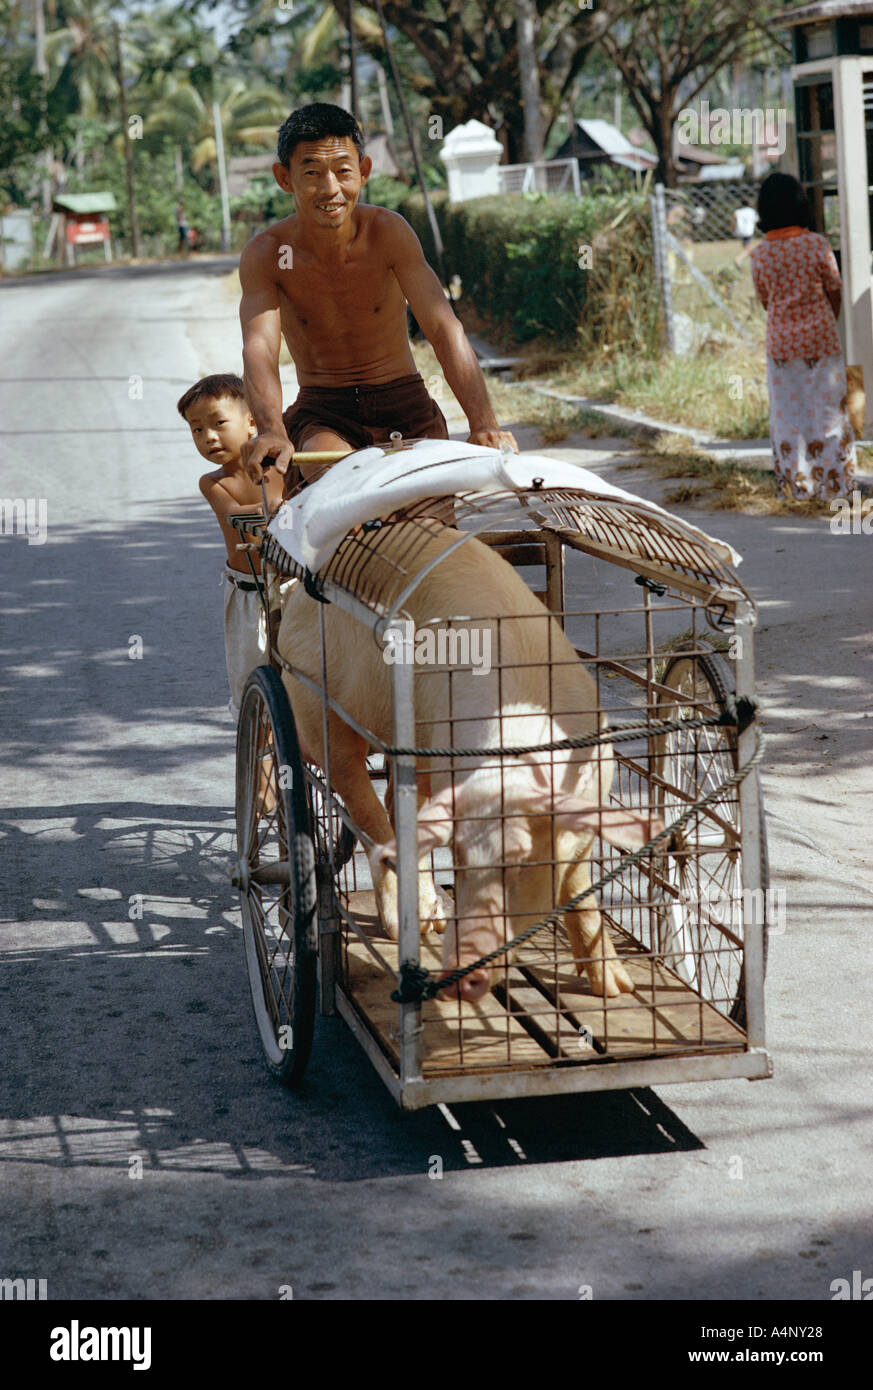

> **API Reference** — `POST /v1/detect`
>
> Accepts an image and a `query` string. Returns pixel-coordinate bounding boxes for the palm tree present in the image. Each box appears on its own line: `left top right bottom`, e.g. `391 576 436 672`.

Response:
143 73 287 183
44 0 127 118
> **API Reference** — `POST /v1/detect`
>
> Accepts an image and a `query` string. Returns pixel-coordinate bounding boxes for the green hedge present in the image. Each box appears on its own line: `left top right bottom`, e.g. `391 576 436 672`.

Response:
396 189 660 357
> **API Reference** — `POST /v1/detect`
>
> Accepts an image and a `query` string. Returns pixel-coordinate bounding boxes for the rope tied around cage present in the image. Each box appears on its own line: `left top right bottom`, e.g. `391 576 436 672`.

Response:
383 696 757 761
390 718 764 1005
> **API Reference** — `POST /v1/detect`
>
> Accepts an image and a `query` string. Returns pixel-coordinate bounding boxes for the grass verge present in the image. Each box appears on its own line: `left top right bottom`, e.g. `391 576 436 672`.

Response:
627 433 834 515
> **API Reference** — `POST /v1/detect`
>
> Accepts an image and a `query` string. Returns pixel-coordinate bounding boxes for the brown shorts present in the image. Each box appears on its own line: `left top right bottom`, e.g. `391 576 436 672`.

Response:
281 372 448 489
280 372 456 523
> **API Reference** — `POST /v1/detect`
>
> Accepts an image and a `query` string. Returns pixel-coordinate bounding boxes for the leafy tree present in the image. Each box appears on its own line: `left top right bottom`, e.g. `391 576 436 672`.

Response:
141 75 287 181
44 0 128 119
212 0 610 162
0 53 71 201
0 0 71 203
597 0 789 185
66 145 223 251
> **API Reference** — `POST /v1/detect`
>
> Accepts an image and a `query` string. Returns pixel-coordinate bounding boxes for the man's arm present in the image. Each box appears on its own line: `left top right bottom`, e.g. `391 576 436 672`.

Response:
385 213 518 452
239 236 294 480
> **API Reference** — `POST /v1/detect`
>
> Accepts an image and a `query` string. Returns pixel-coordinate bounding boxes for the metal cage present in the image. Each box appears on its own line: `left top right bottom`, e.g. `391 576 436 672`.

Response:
232 482 771 1110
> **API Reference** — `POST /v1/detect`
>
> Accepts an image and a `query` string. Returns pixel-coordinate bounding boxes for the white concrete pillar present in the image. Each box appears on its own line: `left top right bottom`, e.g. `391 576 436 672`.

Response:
833 58 873 434
438 120 503 204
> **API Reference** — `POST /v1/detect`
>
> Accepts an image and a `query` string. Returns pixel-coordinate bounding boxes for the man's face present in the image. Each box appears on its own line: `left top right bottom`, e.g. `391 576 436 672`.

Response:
185 396 255 465
275 136 371 230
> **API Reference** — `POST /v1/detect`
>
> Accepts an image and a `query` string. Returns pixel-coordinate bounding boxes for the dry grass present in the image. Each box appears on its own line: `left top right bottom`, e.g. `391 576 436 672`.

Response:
410 340 633 445
629 432 834 515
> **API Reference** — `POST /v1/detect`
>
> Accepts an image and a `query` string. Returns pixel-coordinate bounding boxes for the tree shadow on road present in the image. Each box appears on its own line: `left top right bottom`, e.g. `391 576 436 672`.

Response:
0 792 706 1185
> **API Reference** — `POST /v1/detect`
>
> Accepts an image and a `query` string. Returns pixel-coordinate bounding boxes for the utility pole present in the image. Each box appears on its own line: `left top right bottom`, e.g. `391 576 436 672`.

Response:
514 0 544 166
112 23 140 258
376 65 394 144
348 1 365 203
33 0 52 214
348 0 359 124
212 101 232 253
373 0 447 286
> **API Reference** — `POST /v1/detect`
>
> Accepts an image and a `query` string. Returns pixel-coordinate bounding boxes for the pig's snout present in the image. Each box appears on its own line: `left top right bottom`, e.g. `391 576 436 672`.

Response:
437 964 492 1003
438 917 506 1003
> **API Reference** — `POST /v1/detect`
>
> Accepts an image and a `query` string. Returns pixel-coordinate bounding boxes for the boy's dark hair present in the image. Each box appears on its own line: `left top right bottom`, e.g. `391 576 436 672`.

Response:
277 103 364 169
757 172 813 233
177 374 248 419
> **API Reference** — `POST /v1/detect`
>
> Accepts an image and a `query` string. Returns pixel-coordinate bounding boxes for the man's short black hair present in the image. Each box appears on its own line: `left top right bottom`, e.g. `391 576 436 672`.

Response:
177 374 248 419
277 103 364 169
757 172 813 233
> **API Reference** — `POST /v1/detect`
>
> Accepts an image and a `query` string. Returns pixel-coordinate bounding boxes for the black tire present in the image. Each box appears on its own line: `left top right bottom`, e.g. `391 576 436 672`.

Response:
653 641 768 1026
235 666 317 1086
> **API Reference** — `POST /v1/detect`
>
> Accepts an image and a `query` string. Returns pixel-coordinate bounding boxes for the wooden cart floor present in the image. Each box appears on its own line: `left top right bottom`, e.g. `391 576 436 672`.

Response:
339 891 746 1077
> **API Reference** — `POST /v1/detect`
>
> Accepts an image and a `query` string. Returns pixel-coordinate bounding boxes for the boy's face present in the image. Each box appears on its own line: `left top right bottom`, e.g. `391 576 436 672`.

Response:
185 395 255 466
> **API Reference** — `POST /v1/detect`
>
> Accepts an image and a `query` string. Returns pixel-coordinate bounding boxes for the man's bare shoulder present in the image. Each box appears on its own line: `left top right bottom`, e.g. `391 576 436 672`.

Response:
363 204 418 244
240 217 299 273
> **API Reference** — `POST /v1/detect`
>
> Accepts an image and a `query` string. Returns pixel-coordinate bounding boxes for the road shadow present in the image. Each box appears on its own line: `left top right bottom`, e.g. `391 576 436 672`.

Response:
0 794 705 1184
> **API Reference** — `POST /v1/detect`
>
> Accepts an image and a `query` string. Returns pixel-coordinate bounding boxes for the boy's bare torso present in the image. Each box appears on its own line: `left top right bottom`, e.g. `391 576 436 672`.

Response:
200 466 285 575
254 205 417 387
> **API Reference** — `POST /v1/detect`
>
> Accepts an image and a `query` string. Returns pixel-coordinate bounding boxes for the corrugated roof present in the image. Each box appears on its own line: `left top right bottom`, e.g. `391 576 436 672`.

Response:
611 152 658 171
575 119 638 158
781 0 873 25
53 192 117 214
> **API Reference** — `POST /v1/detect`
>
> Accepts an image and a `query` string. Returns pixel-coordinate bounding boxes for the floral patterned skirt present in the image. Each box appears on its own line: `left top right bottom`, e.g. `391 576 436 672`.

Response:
766 354 856 500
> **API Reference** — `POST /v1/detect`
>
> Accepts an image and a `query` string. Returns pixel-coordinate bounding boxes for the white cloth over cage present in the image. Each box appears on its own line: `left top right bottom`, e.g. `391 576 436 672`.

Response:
267 439 742 573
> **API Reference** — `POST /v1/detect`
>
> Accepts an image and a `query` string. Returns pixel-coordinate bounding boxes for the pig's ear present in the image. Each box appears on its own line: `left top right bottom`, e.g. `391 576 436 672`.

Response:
550 794 665 851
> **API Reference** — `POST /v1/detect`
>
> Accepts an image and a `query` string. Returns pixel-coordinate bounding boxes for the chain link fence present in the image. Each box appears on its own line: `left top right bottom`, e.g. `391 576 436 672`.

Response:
651 180 767 355
496 159 581 197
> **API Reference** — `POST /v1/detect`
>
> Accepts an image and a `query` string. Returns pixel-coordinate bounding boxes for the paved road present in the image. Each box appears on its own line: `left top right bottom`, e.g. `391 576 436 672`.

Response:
0 260 870 1301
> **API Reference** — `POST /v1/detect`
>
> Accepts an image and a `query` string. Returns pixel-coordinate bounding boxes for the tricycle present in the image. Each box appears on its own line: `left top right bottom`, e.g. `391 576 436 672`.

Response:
228 439 771 1110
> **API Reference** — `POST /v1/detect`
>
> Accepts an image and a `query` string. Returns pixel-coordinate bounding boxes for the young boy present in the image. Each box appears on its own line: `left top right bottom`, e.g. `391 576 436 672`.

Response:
178 373 290 716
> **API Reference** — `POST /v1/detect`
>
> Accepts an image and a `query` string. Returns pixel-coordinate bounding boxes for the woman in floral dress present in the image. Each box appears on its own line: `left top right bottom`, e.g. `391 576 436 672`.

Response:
751 172 856 500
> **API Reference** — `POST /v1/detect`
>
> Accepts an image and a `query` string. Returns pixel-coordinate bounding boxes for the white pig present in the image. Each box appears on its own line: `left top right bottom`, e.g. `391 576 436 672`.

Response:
277 521 662 1002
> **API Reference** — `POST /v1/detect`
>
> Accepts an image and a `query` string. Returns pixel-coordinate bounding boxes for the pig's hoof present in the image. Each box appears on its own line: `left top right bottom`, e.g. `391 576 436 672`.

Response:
583 957 634 997
420 883 453 936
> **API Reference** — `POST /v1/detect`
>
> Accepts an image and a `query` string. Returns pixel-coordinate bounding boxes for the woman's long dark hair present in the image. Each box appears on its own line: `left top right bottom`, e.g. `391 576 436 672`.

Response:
757 172 814 233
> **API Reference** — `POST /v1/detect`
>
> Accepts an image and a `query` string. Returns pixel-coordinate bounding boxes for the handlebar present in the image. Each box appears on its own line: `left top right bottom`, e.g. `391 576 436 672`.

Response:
261 450 351 469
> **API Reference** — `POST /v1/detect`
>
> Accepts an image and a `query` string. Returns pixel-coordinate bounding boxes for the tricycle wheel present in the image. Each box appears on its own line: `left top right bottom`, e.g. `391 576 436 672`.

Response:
652 642 768 1026
234 666 317 1086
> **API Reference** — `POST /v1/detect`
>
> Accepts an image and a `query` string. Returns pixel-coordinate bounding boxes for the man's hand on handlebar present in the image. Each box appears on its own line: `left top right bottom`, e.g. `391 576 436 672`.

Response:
242 431 294 482
467 427 519 453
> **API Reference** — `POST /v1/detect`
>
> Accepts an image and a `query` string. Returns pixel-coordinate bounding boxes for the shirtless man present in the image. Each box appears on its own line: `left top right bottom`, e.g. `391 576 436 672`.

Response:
238 102 517 489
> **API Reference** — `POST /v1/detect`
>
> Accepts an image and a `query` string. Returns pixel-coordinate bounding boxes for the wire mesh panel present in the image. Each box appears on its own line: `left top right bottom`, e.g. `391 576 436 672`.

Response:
293 532 759 1089
496 159 582 197
652 180 768 349
255 475 769 1105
